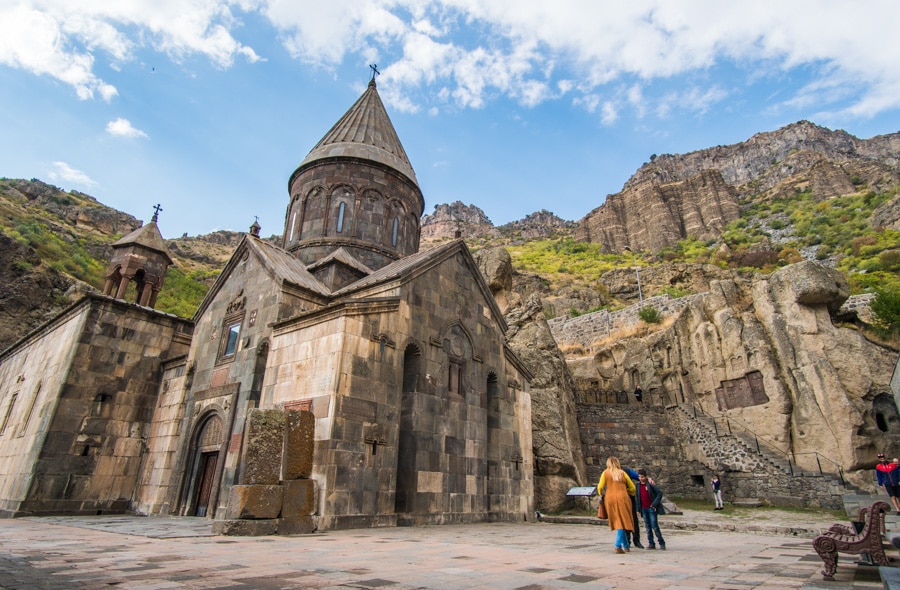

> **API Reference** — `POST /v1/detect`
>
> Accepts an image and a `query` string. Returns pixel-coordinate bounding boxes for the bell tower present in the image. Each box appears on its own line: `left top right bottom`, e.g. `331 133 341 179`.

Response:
102 204 173 308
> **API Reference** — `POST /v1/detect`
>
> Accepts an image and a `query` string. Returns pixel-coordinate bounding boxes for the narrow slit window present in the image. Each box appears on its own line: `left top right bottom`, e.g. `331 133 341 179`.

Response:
0 393 17 435
288 211 297 242
336 202 346 233
392 217 399 246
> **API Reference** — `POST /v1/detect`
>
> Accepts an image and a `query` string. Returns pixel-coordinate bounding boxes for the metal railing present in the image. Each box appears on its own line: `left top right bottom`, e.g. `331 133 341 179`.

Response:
682 401 845 485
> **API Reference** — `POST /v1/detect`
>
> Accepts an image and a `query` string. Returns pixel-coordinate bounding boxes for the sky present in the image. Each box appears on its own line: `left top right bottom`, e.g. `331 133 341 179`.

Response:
1 1 900 239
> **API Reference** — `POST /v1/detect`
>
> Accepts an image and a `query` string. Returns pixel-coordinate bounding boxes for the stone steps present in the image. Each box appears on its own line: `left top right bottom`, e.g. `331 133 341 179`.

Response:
672 403 856 510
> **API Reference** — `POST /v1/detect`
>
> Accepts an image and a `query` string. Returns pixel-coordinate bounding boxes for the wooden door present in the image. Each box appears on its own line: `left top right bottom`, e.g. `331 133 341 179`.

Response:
194 452 218 517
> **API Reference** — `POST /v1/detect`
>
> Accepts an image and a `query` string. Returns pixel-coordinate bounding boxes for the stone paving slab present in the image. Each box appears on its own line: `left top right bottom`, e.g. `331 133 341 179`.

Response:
0 516 897 589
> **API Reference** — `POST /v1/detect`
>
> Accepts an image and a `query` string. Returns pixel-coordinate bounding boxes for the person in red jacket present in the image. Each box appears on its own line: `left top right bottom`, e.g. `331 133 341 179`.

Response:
875 452 900 514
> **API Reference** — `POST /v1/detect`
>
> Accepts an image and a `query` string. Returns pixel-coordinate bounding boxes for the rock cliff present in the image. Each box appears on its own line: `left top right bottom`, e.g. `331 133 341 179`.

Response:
577 169 740 253
577 121 900 253
561 261 900 490
420 201 499 244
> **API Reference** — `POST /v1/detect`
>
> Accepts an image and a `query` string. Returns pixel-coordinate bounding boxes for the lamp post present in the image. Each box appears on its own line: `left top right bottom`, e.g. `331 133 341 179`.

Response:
623 246 643 303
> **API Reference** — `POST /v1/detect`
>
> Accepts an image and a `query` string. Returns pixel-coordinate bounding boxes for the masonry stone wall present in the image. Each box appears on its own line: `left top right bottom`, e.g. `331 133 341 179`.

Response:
548 294 699 352
842 293 876 323
0 303 87 517
576 401 849 510
133 357 190 515
575 403 699 494
0 295 192 517
285 159 424 272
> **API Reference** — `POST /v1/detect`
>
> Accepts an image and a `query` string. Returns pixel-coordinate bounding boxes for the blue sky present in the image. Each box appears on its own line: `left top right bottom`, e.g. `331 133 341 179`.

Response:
1 1 899 239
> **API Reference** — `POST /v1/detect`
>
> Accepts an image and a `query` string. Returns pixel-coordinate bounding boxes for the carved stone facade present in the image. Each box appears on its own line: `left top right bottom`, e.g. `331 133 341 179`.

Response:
0 79 533 531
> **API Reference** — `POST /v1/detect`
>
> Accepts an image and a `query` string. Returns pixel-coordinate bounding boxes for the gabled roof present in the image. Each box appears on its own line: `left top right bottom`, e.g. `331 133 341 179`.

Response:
249 238 331 295
296 79 419 187
306 247 374 276
192 235 330 321
330 239 509 333
111 221 172 264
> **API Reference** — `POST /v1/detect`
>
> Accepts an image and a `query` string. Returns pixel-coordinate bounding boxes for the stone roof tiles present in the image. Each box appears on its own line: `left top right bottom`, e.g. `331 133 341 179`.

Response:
111 221 173 263
297 79 419 186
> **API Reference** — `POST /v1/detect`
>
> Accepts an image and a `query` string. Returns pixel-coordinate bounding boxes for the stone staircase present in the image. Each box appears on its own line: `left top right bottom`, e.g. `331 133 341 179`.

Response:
669 403 864 511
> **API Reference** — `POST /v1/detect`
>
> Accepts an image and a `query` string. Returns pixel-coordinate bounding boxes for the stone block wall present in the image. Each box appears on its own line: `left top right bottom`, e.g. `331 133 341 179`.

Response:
216 408 318 536
841 293 875 323
0 303 87 517
0 296 192 517
133 358 190 515
576 401 848 511
548 294 699 352
576 403 683 486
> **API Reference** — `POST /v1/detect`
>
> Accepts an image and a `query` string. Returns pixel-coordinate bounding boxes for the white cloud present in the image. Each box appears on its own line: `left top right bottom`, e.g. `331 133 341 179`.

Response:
3 0 900 121
600 101 618 126
106 118 149 139
0 0 261 100
48 161 98 188
259 0 900 119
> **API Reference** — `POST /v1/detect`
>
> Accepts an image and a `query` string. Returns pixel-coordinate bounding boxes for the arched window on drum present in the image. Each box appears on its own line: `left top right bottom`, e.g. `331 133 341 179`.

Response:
336 202 347 233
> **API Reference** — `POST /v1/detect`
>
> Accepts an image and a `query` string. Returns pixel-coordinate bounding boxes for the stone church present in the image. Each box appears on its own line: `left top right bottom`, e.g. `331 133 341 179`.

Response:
0 78 535 532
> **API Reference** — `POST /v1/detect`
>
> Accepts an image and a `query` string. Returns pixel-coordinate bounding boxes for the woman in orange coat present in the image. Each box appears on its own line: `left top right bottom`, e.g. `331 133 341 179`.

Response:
597 456 636 553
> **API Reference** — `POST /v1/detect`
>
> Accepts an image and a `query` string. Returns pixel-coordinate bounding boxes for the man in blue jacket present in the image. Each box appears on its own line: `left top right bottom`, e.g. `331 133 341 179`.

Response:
635 469 666 550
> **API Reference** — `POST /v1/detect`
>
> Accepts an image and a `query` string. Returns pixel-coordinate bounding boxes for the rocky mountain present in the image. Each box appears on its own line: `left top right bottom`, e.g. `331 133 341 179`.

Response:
420 201 499 244
420 201 575 245
0 178 238 349
556 261 899 491
577 121 900 253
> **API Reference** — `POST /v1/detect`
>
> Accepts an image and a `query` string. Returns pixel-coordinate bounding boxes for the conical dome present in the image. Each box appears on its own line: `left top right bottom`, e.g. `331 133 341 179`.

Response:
295 79 418 186
283 79 425 287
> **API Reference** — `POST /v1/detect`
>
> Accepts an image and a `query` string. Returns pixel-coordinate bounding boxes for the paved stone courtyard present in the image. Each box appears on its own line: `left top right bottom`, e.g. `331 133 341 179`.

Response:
0 514 894 589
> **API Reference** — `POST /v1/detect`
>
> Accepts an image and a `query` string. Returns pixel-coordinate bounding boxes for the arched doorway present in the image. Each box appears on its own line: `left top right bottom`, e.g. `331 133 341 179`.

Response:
190 414 224 517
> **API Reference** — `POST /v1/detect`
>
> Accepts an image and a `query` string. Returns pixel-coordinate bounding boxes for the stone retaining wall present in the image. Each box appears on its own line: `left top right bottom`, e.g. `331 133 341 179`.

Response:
576 402 847 511
548 294 699 352
549 290 874 353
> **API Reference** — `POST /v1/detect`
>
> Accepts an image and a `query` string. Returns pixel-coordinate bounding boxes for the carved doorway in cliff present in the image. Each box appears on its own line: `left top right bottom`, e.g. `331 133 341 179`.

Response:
186 414 224 517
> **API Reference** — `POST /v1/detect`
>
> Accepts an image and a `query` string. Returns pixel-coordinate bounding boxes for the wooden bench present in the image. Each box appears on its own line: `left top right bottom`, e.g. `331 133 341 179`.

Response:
813 500 890 580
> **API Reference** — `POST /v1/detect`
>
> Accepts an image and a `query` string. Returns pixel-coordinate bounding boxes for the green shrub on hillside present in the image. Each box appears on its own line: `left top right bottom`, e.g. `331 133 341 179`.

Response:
638 306 661 323
871 285 900 339
154 267 217 318
507 238 619 283
9 219 105 286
